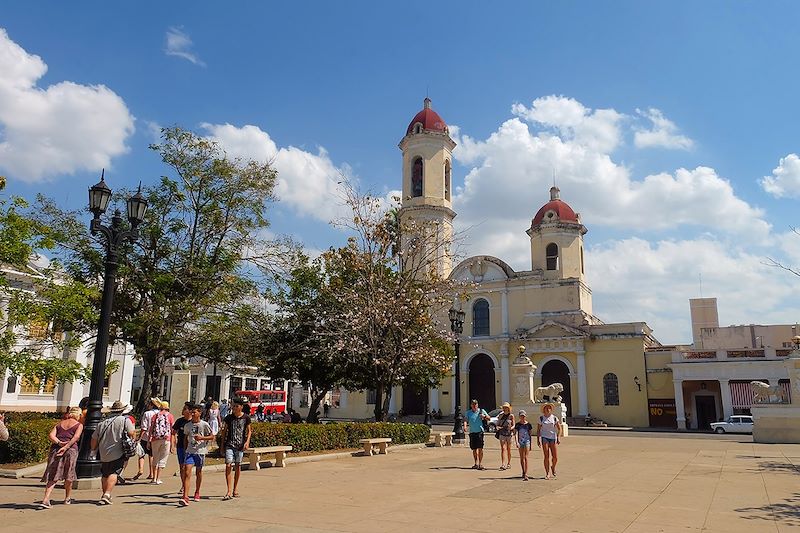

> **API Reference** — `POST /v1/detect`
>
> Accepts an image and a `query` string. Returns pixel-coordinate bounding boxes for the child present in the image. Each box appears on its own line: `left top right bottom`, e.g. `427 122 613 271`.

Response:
173 403 192 491
219 398 251 500
536 403 562 480
179 404 214 506
514 410 533 481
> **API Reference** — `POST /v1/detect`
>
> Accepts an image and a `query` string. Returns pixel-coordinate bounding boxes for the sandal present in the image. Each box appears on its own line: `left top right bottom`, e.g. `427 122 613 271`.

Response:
222 494 232 501
499 465 507 471
132 472 143 481
233 492 240 498
63 498 73 505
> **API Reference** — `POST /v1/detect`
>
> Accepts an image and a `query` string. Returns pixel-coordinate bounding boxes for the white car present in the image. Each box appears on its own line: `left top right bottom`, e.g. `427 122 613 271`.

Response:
710 415 754 434
486 409 502 432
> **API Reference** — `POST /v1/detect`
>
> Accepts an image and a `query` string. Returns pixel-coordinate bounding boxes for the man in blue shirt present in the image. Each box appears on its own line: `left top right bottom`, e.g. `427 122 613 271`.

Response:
463 399 489 470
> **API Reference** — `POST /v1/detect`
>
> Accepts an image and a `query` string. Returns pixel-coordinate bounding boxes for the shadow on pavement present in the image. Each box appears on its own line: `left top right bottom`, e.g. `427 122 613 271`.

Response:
736 492 800 527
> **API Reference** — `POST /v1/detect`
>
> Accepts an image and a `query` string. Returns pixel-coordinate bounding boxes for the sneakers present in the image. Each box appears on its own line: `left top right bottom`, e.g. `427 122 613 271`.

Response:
471 464 479 469
178 498 189 507
499 465 507 471
37 501 51 509
99 493 112 505
222 494 233 501
193 493 200 502
155 479 163 485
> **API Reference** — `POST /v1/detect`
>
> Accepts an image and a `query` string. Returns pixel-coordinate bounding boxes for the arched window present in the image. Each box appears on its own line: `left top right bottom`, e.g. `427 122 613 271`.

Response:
546 243 559 271
472 299 490 337
413 123 423 134
444 160 451 201
603 373 619 406
412 157 423 197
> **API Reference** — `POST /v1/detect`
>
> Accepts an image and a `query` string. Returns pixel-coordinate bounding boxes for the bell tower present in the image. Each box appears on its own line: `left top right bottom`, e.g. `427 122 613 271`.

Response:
397 98 456 278
527 186 587 282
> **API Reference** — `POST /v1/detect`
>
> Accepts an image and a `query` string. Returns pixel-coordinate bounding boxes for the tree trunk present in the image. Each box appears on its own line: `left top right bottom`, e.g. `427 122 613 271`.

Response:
381 389 392 421
135 351 163 415
373 383 385 421
305 389 328 423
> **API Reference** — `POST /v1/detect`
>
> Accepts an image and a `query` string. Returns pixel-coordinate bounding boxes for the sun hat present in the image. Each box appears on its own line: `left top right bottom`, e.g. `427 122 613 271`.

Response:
149 397 162 408
518 409 527 417
122 404 133 415
501 402 511 410
541 402 554 413
159 400 170 410
108 400 128 413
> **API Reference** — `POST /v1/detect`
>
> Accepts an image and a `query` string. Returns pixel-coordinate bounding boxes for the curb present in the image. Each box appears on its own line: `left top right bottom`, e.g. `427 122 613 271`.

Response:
0 462 47 479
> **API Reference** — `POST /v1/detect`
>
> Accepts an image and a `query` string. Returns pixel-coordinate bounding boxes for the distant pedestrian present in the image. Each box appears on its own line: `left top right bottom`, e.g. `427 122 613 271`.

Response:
173 402 192 488
255 403 264 422
220 398 251 500
91 401 136 505
464 399 489 470
149 400 174 485
514 410 533 481
138 398 160 480
323 402 330 418
39 407 83 508
536 403 562 480
497 402 515 471
208 401 222 435
282 410 291 423
290 410 302 424
179 403 214 506
219 399 230 419
0 413 8 441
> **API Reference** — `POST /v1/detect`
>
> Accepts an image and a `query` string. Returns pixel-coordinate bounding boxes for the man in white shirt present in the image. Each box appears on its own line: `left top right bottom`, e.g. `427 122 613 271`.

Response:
91 401 136 505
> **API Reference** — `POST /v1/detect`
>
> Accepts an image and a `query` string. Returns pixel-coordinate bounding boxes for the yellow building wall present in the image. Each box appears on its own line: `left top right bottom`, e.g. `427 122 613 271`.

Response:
645 351 675 400
584 338 650 427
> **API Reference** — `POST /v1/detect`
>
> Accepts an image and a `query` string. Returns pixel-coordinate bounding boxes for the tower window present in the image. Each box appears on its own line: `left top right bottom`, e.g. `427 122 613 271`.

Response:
413 123 422 134
546 243 559 271
412 157 423 197
472 299 490 337
603 373 619 406
444 160 451 201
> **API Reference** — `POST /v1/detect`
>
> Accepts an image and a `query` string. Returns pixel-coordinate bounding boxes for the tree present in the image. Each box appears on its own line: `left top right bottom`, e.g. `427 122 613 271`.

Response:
0 181 99 385
39 127 286 412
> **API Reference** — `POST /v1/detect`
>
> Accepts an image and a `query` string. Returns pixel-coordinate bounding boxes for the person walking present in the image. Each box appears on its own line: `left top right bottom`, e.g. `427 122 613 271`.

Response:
497 402 515 471
39 407 83 508
219 399 229 420
172 402 192 488
220 398 251 500
207 401 222 435
179 403 214 506
514 410 533 481
149 400 174 485
463 399 489 470
91 401 136 505
536 403 563 479
138 398 160 480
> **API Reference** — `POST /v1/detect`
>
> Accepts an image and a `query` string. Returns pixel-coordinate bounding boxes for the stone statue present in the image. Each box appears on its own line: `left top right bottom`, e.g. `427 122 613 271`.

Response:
534 382 564 403
751 380 788 404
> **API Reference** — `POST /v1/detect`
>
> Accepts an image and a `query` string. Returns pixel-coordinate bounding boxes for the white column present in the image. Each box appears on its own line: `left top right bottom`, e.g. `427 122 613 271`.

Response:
500 355 510 403
674 379 686 430
450 369 456 414
197 371 208 403
339 388 348 409
501 290 509 335
430 387 439 411
388 386 398 414
577 350 588 416
719 379 733 420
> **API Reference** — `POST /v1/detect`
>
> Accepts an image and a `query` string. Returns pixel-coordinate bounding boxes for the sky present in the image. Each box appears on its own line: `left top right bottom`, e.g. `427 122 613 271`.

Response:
2 2 800 344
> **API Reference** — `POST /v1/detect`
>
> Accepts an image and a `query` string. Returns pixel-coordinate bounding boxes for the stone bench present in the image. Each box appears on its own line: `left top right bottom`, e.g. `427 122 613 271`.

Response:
430 431 455 447
243 445 292 470
359 438 391 456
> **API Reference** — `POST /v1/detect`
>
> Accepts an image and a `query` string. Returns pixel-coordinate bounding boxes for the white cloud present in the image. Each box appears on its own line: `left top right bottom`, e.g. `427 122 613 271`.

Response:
760 153 800 198
201 123 351 223
165 27 205 66
512 95 624 153
634 108 693 150
0 28 135 182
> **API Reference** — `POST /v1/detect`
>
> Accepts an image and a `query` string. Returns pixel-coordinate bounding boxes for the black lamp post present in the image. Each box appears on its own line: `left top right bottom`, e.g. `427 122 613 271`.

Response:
76 171 147 479
449 305 466 443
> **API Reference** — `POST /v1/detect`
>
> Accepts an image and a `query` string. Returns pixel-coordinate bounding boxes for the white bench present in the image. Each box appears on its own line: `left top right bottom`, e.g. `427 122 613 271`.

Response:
243 445 292 470
359 438 391 456
431 431 455 447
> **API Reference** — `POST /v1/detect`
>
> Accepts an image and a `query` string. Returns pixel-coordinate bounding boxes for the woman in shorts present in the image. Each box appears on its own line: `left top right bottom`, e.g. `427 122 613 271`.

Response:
536 403 562 479
497 402 514 471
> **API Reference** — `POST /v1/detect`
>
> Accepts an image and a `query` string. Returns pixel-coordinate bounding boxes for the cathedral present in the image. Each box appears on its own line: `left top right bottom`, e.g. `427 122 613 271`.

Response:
334 98 660 427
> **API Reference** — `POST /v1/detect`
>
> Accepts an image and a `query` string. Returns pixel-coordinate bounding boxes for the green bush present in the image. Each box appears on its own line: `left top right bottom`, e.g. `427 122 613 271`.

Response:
3 411 62 423
246 422 430 452
0 418 58 464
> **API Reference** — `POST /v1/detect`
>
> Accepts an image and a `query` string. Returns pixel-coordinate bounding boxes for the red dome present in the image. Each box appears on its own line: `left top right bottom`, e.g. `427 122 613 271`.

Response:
406 97 448 135
532 187 579 226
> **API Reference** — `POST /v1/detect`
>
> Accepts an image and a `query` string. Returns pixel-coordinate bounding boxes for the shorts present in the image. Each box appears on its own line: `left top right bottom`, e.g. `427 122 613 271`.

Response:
141 439 152 456
518 439 531 449
184 454 205 469
469 432 484 450
150 438 171 468
498 433 513 444
541 437 556 444
176 448 186 465
224 448 244 465
100 456 126 478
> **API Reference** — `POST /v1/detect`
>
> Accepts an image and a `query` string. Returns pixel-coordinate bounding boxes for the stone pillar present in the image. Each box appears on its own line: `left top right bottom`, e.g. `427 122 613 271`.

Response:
169 370 191 419
510 354 536 406
388 386 398 414
500 351 510 404
719 379 733 420
339 388 348 409
197 371 208 404
577 351 588 416
673 379 686 430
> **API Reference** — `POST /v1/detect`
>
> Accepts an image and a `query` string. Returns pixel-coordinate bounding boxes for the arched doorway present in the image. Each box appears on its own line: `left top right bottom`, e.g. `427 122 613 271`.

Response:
541 360 571 416
401 384 426 416
468 354 496 411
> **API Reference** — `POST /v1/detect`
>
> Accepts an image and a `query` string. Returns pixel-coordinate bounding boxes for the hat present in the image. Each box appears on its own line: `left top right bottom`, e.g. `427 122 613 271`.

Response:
518 410 527 417
501 402 511 410
67 407 81 419
149 397 162 408
541 402 555 413
159 400 170 410
122 404 133 415
108 400 128 413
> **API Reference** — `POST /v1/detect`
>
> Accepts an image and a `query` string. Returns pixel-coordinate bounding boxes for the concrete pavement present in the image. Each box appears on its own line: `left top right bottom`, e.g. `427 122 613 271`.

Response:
0 432 798 532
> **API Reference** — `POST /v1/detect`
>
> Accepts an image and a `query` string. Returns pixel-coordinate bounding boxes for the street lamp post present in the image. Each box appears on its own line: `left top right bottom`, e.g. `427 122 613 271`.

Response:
76 172 147 479
449 305 466 443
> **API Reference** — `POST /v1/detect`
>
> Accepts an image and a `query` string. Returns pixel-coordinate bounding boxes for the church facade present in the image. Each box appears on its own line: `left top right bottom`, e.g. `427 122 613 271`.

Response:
334 99 660 427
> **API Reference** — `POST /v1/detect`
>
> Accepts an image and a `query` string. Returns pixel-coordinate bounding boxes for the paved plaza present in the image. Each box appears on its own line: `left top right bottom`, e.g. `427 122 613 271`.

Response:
0 432 798 532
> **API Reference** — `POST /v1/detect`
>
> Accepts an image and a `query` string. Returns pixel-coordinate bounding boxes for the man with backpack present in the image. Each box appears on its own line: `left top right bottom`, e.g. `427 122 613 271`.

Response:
91 401 136 505
148 400 174 485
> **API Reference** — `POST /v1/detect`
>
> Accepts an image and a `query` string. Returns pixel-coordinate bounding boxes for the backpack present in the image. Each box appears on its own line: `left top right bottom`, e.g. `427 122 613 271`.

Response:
152 411 171 440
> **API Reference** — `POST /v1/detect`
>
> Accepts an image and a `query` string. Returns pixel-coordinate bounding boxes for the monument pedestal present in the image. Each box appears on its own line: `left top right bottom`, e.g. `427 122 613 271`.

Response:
169 369 192 418
510 350 568 437
752 350 800 444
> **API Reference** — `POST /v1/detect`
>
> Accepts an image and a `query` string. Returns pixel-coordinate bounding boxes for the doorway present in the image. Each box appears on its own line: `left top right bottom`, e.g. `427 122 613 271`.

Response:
468 354 496 411
695 395 717 430
541 360 572 416
401 384 427 416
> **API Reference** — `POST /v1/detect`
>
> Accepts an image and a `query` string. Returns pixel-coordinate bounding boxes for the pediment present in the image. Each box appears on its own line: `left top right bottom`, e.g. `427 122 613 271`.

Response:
450 255 514 283
520 320 588 339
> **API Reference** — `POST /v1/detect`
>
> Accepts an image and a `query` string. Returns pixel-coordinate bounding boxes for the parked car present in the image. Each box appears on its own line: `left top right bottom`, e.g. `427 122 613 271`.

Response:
710 415 754 434
486 409 502 432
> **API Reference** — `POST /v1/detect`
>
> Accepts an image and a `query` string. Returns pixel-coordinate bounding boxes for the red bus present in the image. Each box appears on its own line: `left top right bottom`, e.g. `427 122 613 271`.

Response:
235 389 287 416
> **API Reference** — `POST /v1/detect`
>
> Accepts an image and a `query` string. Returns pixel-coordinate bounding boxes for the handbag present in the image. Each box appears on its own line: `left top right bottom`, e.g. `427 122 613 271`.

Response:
115 416 137 458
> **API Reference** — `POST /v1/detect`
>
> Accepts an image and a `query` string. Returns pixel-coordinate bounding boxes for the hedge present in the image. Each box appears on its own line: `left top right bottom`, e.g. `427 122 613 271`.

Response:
3 411 62 423
245 422 431 453
0 418 58 464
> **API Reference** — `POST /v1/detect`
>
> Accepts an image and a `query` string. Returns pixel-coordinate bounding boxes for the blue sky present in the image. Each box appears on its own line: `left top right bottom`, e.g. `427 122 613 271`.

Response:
2 2 800 343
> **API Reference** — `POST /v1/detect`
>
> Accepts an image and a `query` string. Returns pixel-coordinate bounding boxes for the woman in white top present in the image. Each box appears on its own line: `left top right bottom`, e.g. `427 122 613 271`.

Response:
536 403 562 479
